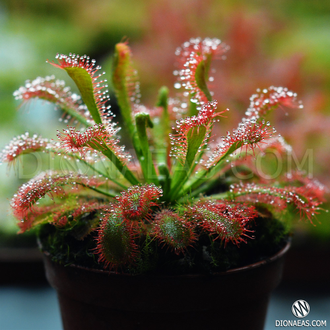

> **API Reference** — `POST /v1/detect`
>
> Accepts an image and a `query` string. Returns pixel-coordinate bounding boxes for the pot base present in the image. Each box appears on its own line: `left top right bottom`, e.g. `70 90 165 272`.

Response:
57 292 270 330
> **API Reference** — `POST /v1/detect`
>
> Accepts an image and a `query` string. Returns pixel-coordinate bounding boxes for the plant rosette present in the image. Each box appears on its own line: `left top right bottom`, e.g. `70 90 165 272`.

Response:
0 37 327 329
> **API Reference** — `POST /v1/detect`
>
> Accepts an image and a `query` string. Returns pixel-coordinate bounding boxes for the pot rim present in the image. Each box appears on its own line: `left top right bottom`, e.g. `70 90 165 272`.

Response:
40 239 291 279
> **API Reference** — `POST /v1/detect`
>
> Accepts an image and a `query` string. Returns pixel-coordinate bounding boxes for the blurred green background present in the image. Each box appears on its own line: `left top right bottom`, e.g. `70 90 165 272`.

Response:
0 0 329 241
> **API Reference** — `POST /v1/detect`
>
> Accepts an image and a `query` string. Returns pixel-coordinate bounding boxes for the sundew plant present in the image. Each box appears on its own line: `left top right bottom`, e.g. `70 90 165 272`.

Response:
1 38 326 273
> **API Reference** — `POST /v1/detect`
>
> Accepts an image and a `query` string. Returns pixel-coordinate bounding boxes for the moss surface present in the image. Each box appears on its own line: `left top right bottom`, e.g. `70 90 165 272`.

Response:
39 214 288 275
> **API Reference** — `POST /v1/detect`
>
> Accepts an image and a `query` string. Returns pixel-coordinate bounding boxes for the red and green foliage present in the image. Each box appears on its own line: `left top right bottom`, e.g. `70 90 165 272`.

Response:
1 38 327 273
152 209 196 253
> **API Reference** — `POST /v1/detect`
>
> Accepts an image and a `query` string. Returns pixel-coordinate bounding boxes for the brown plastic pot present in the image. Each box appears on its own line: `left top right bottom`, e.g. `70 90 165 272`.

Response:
43 241 290 330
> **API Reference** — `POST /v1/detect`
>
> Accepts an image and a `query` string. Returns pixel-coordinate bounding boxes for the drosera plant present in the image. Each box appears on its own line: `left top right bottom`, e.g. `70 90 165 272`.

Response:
1 37 327 274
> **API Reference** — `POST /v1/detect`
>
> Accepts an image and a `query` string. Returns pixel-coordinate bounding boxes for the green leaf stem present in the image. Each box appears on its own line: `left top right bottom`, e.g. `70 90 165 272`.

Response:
135 113 159 185
170 126 206 201
62 67 103 125
112 43 142 160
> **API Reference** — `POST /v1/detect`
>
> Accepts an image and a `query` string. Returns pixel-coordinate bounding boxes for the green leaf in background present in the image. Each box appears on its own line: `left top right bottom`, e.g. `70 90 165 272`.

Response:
195 59 212 102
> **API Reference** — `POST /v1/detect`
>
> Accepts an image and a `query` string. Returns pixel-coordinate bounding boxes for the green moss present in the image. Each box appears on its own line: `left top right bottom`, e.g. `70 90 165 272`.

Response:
38 215 288 274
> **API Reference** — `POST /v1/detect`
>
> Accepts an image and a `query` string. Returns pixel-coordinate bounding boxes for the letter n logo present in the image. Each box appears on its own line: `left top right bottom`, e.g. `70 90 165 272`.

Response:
291 300 310 318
